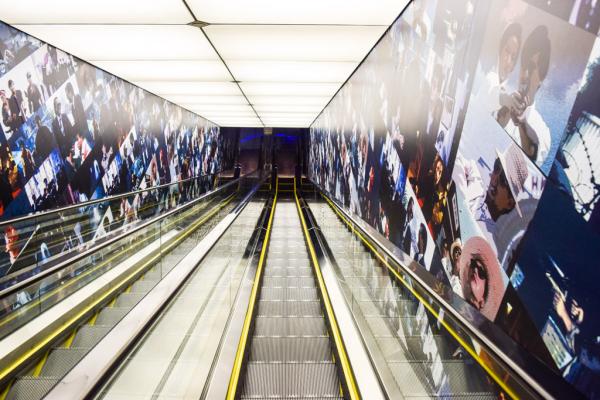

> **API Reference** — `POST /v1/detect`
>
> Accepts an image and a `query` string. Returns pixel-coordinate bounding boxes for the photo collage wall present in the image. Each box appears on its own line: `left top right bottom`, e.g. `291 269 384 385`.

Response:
0 21 233 277
309 0 600 396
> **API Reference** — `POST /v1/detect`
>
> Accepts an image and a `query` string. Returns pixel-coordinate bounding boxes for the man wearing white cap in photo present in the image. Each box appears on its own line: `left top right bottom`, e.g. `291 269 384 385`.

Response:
453 142 529 254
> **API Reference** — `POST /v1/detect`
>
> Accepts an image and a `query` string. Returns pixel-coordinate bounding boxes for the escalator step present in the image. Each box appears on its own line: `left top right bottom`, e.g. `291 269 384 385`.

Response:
240 362 341 399
262 277 315 288
39 348 88 377
258 300 322 317
71 325 111 349
95 307 130 326
249 337 333 362
254 317 328 337
264 267 312 277
6 377 58 400
259 287 318 301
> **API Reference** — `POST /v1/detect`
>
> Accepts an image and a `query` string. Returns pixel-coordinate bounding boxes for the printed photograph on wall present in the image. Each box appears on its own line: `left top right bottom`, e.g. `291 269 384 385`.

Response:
470 0 596 174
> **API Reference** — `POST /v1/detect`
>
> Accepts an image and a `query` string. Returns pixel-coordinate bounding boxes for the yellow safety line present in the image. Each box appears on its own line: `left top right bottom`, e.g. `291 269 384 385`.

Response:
63 328 77 349
226 177 278 399
294 180 360 400
0 193 223 329
0 194 236 383
31 350 49 377
88 309 100 326
320 193 518 400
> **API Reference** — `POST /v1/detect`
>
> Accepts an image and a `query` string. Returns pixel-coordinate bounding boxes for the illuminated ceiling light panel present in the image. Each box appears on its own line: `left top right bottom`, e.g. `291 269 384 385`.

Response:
253 105 322 113
165 95 248 106
229 61 356 83
205 25 386 62
241 82 340 97
133 81 242 96
249 96 331 106
187 104 254 112
188 0 408 25
259 112 316 118
198 112 258 119
0 0 193 24
91 60 230 82
14 25 217 61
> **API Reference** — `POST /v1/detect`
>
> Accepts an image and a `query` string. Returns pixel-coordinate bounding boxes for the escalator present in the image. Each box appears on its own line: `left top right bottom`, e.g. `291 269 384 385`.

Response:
307 199 498 399
225 178 356 400
0 174 263 400
239 200 343 399
94 199 265 399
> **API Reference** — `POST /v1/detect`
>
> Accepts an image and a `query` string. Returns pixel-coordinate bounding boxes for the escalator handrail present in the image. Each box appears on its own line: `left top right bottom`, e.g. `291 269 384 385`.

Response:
314 184 576 400
0 170 258 301
294 179 360 400
0 169 227 229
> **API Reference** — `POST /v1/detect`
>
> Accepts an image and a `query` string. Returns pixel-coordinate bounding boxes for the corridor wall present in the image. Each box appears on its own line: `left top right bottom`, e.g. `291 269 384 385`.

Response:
0 21 235 274
309 0 600 396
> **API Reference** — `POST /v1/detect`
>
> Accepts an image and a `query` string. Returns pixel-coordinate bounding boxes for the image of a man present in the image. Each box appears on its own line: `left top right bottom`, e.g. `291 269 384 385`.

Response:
52 97 73 158
454 143 529 252
26 72 43 114
65 82 87 138
34 115 54 163
458 236 505 320
505 25 552 166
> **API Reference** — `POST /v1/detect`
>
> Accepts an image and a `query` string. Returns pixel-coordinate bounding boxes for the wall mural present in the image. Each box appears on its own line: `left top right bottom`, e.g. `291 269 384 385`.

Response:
309 0 600 396
0 21 233 276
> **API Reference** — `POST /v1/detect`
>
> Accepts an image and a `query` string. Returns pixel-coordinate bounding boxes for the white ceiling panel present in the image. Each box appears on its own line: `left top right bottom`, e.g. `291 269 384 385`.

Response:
249 96 330 106
241 83 340 97
133 81 241 96
229 61 356 83
205 25 386 62
92 60 230 82
0 0 193 24
164 95 248 105
254 105 322 113
188 0 408 25
187 104 254 112
14 25 217 61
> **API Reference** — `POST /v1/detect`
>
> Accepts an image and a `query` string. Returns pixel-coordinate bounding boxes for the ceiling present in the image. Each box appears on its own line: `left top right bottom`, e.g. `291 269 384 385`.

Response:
0 0 409 127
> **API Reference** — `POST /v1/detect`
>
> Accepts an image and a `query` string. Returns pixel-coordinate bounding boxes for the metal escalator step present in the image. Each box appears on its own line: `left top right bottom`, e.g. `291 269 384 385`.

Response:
249 337 333 362
6 377 58 400
95 307 130 326
264 267 312 277
262 277 315 288
71 325 111 349
259 287 318 301
115 292 145 308
258 300 322 317
39 348 88 377
240 362 341 398
254 317 328 336
388 360 495 396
